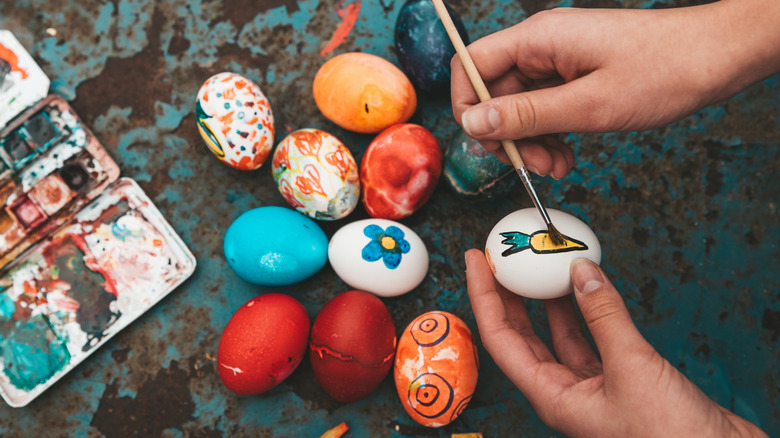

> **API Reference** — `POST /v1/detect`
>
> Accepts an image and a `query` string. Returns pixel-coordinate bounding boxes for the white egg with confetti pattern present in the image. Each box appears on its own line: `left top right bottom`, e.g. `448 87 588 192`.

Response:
485 208 601 299
328 219 428 297
196 72 274 170
272 129 359 221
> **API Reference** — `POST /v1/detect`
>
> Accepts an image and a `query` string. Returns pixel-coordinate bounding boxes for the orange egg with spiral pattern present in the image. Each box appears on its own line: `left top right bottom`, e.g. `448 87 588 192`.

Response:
394 311 479 427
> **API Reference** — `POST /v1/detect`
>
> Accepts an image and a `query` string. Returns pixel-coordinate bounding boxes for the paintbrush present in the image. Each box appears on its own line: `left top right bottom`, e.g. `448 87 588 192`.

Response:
430 0 565 246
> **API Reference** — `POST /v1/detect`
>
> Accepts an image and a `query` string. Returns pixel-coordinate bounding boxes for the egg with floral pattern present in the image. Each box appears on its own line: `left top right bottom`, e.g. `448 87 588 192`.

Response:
272 129 360 221
328 219 428 297
196 72 274 170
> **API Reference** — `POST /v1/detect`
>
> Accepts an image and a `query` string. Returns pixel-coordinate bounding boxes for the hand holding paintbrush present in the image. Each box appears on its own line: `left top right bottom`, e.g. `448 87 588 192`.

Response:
430 0 565 245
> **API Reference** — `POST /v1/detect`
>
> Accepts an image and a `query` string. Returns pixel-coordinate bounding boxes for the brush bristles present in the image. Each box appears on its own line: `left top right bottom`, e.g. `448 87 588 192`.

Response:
547 223 566 246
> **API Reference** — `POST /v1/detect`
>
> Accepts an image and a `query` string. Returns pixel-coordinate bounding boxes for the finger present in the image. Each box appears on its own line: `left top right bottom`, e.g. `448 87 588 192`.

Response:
569 258 656 369
514 139 554 176
494 282 556 362
453 68 530 121
542 135 575 172
465 249 556 387
545 296 602 376
460 73 614 140
545 145 570 180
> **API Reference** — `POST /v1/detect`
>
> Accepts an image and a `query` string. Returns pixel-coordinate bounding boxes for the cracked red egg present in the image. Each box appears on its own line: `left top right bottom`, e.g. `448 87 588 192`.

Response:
217 293 310 395
310 290 396 402
360 123 442 219
394 311 479 427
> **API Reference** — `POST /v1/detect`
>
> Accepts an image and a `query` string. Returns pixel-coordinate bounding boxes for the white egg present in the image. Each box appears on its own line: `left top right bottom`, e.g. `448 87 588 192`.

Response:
485 208 601 299
328 219 428 297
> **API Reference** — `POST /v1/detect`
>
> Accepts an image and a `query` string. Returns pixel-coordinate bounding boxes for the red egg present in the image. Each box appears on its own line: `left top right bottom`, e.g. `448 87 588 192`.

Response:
217 293 310 395
360 123 442 219
310 290 397 402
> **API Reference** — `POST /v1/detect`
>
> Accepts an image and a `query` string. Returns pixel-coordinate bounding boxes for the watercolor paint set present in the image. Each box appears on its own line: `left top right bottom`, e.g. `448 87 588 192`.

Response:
0 32 196 407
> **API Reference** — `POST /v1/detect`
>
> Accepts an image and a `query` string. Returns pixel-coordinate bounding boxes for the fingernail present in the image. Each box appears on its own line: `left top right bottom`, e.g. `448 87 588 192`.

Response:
526 165 543 177
570 258 603 294
462 106 499 136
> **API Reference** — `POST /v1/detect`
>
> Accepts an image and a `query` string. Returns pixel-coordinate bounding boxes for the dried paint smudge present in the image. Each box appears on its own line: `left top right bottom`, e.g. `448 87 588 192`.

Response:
320 1 361 57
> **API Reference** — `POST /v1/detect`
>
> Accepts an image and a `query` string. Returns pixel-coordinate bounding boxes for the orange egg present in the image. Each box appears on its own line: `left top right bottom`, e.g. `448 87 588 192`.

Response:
394 311 478 428
313 52 417 133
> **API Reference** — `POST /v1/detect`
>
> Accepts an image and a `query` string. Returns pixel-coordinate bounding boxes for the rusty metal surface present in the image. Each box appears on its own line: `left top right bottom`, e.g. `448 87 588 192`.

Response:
0 0 777 436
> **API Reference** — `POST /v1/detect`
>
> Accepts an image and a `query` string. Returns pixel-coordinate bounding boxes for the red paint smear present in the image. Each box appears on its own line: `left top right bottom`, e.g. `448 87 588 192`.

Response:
320 1 361 57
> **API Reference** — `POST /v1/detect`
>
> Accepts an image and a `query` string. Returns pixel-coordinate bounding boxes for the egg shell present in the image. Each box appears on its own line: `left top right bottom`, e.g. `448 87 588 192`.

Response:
485 208 602 299
223 206 328 286
394 311 478 428
196 72 275 170
360 123 442 219
313 53 417 133
217 293 310 396
328 218 428 297
443 129 517 201
310 290 397 402
394 0 469 93
271 129 360 220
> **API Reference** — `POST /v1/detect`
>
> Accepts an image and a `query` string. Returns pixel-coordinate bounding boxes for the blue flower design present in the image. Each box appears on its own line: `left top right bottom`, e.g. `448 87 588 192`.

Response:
361 224 411 269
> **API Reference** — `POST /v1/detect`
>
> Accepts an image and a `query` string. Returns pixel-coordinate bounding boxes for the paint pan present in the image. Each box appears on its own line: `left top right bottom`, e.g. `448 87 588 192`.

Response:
0 177 196 407
0 95 120 270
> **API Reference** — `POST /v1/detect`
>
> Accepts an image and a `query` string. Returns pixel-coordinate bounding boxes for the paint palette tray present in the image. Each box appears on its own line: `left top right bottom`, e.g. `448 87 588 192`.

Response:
0 178 196 407
0 95 120 272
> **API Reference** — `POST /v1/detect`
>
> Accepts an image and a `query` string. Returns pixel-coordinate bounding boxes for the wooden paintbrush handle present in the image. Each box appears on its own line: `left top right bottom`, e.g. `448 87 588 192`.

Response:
430 0 527 170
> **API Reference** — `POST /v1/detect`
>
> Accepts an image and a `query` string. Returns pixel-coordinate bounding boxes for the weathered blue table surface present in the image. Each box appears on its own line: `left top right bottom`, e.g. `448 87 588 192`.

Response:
0 0 777 436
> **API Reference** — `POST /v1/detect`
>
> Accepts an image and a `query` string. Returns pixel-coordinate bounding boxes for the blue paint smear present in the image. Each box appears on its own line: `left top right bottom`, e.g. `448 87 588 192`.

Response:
0 315 70 392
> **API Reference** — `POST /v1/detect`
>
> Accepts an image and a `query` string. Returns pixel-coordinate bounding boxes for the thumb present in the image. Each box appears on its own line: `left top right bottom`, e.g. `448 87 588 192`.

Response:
461 76 607 139
569 258 654 364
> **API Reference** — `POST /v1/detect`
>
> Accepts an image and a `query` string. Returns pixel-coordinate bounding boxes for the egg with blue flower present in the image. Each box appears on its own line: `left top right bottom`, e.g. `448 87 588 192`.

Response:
196 72 274 170
328 219 428 297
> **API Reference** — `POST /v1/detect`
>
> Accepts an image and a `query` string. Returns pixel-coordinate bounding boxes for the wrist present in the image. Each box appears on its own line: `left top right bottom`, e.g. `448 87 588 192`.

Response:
706 0 780 100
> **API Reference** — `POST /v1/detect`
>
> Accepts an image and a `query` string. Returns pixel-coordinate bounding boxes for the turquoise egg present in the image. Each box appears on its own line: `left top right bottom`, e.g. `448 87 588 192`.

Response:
224 206 328 286
443 130 518 201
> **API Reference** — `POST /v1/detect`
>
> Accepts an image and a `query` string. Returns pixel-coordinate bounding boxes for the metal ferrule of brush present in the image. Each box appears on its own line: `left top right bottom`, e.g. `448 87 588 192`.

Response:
516 166 554 227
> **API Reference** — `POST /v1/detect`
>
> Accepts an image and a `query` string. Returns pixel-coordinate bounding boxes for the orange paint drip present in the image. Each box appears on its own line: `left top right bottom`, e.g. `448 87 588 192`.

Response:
0 43 29 79
320 1 361 57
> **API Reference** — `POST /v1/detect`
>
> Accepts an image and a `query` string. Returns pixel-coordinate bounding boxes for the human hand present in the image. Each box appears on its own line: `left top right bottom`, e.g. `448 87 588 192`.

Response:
464 249 767 437
451 0 780 179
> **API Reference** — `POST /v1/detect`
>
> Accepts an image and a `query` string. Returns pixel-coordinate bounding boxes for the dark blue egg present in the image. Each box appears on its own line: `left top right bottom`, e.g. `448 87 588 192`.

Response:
394 0 469 94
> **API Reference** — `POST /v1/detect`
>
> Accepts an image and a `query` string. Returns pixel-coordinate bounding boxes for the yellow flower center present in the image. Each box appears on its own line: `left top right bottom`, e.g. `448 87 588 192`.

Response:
381 236 396 250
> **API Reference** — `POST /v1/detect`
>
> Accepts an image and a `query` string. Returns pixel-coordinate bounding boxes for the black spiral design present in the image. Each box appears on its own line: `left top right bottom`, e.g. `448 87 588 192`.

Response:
410 312 450 347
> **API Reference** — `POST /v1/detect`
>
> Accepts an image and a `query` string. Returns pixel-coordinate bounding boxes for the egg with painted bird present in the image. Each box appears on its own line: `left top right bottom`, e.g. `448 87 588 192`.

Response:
271 129 360 221
217 293 310 395
361 123 442 219
485 208 601 299
394 0 469 93
444 129 518 201
223 206 328 286
394 311 478 428
313 52 417 133
310 290 396 402
195 72 274 171
328 218 428 297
